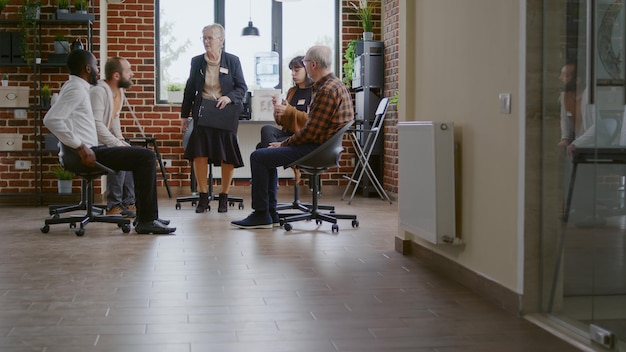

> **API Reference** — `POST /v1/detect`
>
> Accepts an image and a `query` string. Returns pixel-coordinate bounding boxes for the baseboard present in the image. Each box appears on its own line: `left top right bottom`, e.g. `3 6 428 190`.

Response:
400 239 522 316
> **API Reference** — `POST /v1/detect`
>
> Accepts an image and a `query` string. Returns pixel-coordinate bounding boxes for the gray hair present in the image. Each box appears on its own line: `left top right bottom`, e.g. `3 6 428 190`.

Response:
305 45 333 69
202 23 225 39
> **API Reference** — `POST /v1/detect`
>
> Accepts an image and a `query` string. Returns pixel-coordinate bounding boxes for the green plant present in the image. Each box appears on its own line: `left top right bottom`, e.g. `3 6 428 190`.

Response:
389 91 398 104
54 33 67 42
57 0 69 9
342 39 357 88
74 0 88 11
0 0 11 13
18 1 41 64
41 85 51 100
49 166 73 180
167 82 185 91
351 0 373 33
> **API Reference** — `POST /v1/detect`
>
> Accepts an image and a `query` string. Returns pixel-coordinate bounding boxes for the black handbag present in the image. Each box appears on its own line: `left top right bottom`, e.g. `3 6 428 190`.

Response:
197 99 241 132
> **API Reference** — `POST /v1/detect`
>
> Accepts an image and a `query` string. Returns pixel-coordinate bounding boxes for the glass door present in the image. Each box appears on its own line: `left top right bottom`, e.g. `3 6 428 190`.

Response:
541 0 626 349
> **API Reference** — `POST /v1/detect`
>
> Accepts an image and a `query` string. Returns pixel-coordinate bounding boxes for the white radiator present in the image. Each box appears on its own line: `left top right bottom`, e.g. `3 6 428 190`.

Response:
211 122 293 180
398 121 459 244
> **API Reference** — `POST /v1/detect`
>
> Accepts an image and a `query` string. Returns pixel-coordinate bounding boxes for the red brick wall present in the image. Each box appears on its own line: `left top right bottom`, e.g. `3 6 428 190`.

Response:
0 0 399 199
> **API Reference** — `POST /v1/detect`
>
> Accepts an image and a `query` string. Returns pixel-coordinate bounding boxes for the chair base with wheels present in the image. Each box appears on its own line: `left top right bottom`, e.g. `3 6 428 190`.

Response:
40 145 132 236
175 164 244 211
280 121 358 233
47 179 107 217
275 168 335 218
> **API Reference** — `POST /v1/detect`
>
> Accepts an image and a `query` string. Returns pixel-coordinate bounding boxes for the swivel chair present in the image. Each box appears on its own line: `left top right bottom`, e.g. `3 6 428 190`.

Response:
40 144 132 236
280 121 359 233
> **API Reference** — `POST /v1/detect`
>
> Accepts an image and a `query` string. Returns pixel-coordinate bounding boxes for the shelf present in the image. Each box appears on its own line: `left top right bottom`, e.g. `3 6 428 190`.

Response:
0 149 39 153
0 18 92 206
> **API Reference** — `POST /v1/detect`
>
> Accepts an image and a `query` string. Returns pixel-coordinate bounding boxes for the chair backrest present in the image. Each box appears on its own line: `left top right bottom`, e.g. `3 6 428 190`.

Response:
287 120 355 170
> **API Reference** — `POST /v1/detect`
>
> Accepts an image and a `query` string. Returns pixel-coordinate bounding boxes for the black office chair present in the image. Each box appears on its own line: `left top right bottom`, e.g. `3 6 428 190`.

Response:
280 121 359 233
40 144 131 236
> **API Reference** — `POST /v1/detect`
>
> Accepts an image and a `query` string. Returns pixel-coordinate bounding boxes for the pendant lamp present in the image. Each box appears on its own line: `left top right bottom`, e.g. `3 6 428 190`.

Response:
242 0 260 37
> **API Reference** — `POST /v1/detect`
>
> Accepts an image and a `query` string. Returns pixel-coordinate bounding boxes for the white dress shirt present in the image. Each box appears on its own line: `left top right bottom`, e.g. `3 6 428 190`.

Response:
43 75 98 149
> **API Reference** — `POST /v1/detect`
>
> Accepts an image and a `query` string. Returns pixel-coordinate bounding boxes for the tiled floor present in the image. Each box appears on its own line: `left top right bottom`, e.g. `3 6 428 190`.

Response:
0 187 586 351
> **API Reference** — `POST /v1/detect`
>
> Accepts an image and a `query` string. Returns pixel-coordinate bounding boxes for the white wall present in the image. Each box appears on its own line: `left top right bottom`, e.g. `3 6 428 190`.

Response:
399 0 523 292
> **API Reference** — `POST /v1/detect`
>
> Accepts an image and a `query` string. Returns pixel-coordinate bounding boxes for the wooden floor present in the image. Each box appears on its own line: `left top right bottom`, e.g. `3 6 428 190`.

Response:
0 187 583 352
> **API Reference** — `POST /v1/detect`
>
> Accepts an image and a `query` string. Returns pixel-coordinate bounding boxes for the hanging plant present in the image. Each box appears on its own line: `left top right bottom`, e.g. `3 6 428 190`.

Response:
342 39 357 88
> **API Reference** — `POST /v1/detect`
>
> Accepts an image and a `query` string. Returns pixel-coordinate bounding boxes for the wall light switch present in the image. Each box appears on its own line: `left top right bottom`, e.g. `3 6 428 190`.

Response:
15 160 30 170
499 93 511 114
14 109 27 119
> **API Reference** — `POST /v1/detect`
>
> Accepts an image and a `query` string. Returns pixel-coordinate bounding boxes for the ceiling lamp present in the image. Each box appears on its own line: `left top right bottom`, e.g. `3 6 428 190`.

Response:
242 0 260 37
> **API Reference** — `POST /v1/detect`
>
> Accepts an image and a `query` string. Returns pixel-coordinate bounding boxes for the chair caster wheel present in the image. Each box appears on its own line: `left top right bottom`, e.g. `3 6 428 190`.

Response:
332 224 339 233
191 201 197 207
352 220 359 228
238 203 244 210
40 225 49 233
75 228 85 236
229 201 235 207
315 219 322 225
284 223 292 231
121 224 131 233
175 203 181 210
69 223 76 229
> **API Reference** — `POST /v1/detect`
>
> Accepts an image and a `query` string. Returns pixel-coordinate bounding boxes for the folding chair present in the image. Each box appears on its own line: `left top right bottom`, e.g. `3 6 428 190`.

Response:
342 97 392 204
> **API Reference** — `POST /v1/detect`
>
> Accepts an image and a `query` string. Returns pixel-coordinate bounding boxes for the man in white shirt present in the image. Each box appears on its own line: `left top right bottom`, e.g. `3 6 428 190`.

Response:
90 57 135 218
43 49 175 235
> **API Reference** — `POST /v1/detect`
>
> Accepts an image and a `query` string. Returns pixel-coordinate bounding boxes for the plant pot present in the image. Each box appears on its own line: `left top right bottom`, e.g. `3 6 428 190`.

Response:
363 32 374 41
54 41 69 54
167 90 183 103
57 179 72 194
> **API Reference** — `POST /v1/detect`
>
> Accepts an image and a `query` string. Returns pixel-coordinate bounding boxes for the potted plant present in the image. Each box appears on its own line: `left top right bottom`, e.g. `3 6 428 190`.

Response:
74 0 88 14
342 39 356 88
49 166 73 194
1 74 7 87
41 85 51 108
351 0 374 40
53 34 69 54
57 0 69 13
166 82 184 103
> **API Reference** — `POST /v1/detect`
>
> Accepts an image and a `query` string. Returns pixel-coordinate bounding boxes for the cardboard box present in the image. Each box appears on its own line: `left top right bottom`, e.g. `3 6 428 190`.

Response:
0 134 23 151
0 86 29 108
251 89 281 121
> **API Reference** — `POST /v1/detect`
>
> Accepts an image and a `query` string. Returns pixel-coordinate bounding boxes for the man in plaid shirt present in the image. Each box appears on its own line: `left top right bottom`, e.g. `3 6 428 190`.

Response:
232 45 354 229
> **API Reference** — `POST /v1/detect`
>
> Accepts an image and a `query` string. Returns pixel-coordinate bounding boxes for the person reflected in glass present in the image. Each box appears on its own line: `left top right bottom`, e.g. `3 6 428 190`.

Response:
180 24 248 214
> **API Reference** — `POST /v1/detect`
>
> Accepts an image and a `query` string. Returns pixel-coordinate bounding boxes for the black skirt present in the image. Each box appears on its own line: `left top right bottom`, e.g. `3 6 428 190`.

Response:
183 125 244 168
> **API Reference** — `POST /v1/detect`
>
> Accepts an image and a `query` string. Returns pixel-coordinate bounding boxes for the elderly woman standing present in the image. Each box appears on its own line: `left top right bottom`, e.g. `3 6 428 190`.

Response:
181 24 248 214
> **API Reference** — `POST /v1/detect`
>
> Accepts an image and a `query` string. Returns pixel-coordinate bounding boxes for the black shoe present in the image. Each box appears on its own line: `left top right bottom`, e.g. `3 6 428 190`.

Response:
135 220 176 234
218 193 228 213
196 192 209 213
231 211 273 229
132 218 170 227
270 211 281 227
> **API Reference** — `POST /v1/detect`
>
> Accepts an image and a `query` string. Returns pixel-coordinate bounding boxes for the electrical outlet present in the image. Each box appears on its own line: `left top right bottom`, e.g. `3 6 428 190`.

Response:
14 109 27 119
161 159 173 168
15 160 30 170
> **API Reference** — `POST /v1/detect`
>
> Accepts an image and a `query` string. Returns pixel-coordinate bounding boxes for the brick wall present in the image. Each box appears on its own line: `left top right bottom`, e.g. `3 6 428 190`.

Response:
0 0 399 201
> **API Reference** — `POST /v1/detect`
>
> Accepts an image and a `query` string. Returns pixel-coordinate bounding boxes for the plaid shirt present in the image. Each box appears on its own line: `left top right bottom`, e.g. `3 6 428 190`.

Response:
282 73 354 146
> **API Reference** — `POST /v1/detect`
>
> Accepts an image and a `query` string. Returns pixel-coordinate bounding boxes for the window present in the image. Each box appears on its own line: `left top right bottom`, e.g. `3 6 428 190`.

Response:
156 0 337 103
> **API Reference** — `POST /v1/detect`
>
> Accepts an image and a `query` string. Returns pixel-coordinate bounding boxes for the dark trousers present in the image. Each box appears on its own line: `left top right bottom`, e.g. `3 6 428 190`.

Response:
93 146 158 223
257 125 292 149
249 144 317 212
